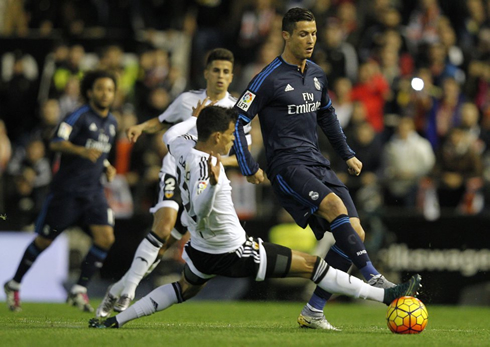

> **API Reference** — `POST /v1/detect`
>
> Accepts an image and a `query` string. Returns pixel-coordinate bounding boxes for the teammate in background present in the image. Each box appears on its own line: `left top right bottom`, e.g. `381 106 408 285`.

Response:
89 105 422 329
4 70 118 312
232 8 395 330
95 48 252 318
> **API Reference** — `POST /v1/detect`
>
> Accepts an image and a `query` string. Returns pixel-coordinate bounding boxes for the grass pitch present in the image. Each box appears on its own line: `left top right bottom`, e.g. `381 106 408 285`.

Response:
1 301 489 347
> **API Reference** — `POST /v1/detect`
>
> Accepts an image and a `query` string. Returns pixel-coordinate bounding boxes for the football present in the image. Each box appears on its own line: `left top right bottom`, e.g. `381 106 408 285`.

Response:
386 296 428 334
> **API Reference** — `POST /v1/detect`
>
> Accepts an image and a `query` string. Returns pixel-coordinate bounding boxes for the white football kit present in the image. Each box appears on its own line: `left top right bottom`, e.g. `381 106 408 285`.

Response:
150 89 251 215
163 117 247 254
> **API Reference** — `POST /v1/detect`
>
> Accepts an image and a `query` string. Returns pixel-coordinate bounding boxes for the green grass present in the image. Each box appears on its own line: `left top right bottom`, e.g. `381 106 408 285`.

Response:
1 301 489 347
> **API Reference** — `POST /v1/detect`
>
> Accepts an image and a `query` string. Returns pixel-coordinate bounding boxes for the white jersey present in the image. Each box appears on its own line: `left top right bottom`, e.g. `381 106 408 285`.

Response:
163 117 247 253
158 89 252 176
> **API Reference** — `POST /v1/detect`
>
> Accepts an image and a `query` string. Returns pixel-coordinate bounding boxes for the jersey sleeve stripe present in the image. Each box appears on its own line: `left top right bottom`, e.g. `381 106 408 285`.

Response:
276 175 318 214
250 58 282 93
239 114 252 123
320 99 332 110
65 105 89 125
234 115 252 175
199 157 208 180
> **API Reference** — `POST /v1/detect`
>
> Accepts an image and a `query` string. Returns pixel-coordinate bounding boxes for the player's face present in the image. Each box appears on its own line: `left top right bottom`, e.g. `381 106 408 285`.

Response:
217 121 236 155
88 77 116 111
204 60 233 96
284 20 317 62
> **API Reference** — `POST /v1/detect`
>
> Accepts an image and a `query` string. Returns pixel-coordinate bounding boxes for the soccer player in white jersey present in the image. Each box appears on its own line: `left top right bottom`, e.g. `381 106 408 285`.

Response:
89 105 422 329
96 48 251 318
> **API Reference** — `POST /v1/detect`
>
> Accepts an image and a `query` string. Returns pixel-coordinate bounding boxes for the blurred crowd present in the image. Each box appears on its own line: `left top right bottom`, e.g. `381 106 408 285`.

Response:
1 0 490 232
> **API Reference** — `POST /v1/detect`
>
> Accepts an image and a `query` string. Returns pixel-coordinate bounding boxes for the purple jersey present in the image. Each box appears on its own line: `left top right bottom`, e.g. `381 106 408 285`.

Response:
50 105 117 195
233 56 354 179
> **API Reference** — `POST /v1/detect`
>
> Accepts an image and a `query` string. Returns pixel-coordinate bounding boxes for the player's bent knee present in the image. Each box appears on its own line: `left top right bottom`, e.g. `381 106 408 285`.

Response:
319 193 348 220
91 226 115 249
180 269 206 301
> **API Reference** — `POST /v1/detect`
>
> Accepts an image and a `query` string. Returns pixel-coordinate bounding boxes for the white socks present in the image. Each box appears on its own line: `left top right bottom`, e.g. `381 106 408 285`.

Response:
318 265 384 303
120 238 161 299
115 283 179 327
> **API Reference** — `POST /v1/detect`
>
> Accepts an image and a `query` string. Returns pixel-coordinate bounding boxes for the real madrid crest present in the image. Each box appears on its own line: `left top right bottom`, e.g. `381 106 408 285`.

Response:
313 77 321 90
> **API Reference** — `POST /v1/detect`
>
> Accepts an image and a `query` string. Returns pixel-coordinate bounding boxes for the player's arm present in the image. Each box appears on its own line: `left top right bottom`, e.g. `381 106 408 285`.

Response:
50 119 102 163
233 83 271 183
127 94 189 143
126 117 165 143
50 140 102 163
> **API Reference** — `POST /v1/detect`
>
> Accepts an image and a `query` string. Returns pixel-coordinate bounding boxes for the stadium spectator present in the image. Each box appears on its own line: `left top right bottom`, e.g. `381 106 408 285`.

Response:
335 121 383 205
461 0 488 50
405 0 443 54
331 77 353 129
50 44 85 98
350 61 390 133
426 77 465 149
382 117 435 207
30 99 61 160
432 126 484 213
5 138 52 229
425 41 464 88
231 0 278 67
314 17 358 85
0 51 38 146
58 76 81 118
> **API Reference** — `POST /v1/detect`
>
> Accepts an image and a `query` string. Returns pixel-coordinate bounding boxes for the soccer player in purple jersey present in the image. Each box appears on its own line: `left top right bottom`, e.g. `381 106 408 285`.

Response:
4 70 118 313
232 8 395 330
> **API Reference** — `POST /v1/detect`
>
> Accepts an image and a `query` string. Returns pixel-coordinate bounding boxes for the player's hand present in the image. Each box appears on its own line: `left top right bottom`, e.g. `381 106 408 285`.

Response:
246 168 265 184
81 148 102 163
192 97 216 118
346 157 363 176
105 164 116 182
208 152 221 186
126 124 143 143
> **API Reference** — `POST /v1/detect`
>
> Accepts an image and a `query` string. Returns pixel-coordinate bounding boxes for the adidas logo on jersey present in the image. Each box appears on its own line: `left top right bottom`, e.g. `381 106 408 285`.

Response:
89 123 98 131
285 84 294 92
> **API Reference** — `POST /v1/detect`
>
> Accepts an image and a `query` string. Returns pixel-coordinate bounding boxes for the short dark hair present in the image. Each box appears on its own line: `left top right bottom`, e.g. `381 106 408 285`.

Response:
197 106 238 141
205 48 234 68
80 70 117 101
282 7 315 34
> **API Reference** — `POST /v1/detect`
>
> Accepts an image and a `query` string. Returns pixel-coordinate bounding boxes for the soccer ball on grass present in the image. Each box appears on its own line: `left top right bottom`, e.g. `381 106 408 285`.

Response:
386 296 428 334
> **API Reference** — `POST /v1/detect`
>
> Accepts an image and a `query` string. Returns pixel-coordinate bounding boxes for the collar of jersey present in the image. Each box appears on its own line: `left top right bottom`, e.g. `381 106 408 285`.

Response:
279 55 309 72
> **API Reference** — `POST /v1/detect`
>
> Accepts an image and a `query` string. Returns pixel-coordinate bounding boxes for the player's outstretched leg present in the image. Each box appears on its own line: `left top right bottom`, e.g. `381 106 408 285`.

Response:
96 284 118 318
112 231 167 313
89 280 191 329
4 281 21 312
296 255 421 330
383 274 422 305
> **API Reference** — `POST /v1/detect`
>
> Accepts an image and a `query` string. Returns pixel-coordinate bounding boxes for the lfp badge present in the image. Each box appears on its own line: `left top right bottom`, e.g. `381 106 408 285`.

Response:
236 91 256 112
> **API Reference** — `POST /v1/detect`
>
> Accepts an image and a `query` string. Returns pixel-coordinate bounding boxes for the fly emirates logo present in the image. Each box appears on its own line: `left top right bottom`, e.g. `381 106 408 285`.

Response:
85 133 112 153
287 93 320 115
